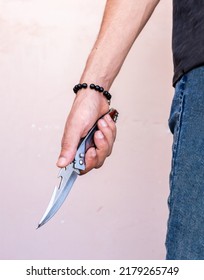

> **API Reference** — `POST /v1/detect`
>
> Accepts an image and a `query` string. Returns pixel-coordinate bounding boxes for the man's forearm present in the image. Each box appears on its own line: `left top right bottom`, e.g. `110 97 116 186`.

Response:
80 0 160 89
57 0 160 168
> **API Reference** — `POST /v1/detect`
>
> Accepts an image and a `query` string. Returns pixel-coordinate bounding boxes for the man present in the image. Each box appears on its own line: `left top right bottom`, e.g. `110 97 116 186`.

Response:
57 0 204 259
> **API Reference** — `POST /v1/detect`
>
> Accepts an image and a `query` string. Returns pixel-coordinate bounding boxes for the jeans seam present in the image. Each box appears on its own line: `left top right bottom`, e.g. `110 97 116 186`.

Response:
170 75 187 197
166 75 187 254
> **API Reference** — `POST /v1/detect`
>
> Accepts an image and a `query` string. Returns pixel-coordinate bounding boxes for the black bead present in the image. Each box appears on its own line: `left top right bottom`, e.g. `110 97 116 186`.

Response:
95 85 100 91
73 85 79 92
77 83 82 89
103 91 112 100
107 94 112 100
99 87 104 92
90 83 96 89
108 93 112 100
82 83 87 88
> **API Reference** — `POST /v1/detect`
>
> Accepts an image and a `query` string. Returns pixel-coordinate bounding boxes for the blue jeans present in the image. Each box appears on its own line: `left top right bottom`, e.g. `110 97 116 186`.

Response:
166 66 204 259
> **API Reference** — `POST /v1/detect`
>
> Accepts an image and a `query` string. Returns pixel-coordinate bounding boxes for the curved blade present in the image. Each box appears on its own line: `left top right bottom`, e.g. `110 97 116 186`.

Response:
37 165 79 228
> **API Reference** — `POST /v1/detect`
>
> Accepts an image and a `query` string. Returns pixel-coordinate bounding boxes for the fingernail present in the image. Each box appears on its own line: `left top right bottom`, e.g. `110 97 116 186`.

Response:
96 131 104 139
99 119 107 127
57 157 67 167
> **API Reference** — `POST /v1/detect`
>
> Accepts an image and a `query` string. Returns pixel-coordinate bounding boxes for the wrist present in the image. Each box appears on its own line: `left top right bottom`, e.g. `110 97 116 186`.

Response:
79 75 111 92
73 87 109 119
73 83 112 104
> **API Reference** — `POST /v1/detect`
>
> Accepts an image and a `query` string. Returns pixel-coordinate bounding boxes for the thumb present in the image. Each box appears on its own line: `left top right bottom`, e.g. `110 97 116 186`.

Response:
56 127 81 168
56 146 76 168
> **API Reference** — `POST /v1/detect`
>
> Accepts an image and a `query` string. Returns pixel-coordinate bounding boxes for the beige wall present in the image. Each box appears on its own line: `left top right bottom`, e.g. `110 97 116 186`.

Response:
0 0 173 259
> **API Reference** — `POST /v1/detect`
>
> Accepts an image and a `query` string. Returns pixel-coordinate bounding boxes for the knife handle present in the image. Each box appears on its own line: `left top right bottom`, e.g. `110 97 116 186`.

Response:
74 108 119 170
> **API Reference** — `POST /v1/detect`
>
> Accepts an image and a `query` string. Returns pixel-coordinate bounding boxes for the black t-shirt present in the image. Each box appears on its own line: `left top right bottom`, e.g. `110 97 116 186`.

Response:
172 0 204 86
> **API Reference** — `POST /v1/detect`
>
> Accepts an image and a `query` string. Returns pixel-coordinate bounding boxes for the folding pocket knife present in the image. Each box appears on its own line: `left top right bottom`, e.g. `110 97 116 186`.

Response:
37 108 118 228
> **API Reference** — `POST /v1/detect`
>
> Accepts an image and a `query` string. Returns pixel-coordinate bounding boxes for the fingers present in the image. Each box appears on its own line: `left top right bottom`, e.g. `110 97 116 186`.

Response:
81 113 116 174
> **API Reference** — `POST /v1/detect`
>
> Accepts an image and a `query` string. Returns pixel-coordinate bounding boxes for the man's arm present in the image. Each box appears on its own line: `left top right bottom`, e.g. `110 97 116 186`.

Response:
57 0 160 171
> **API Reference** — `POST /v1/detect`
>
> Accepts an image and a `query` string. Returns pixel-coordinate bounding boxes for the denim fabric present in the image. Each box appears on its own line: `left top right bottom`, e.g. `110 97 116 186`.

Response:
166 66 204 260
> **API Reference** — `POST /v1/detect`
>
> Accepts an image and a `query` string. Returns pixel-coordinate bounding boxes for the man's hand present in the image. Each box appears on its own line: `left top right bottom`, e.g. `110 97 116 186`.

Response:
56 90 116 174
56 0 160 173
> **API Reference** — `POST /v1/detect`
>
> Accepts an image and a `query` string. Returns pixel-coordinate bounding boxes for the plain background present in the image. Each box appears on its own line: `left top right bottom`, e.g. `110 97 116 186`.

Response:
0 0 173 259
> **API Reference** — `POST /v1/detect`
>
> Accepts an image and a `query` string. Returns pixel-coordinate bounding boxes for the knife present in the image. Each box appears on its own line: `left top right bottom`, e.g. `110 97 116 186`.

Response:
37 108 118 228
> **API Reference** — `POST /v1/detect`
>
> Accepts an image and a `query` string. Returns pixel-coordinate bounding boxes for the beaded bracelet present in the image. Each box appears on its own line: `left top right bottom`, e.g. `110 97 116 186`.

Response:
73 83 112 103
